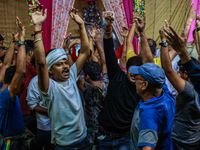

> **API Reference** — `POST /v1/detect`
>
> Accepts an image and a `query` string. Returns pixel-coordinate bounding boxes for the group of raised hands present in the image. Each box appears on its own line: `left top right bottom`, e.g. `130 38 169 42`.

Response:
10 2 198 64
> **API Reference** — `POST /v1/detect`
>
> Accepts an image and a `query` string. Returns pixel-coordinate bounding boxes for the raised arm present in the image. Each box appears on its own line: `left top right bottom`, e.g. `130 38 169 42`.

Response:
163 24 200 93
62 33 74 67
133 11 154 64
127 12 138 51
69 8 90 75
31 4 48 93
184 5 196 39
159 25 185 92
102 12 121 80
88 25 99 62
8 17 26 98
119 27 129 69
0 33 16 83
93 28 107 74
196 15 200 61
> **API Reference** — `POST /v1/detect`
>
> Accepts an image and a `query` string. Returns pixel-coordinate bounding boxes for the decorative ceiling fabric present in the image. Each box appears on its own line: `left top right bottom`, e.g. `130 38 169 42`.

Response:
51 0 75 49
101 0 128 45
145 0 191 44
0 0 33 48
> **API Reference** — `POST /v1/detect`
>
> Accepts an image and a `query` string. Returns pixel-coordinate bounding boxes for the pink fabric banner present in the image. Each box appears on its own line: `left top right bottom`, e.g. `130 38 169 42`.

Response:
51 0 75 49
39 0 52 52
122 0 139 55
101 0 128 45
188 0 200 42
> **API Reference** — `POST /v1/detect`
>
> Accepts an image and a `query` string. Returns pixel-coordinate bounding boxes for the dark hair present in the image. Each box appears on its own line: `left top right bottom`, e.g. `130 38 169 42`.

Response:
126 56 143 71
83 61 101 81
147 38 157 55
178 57 200 73
46 49 55 57
0 34 4 41
193 29 196 35
25 40 34 54
0 55 5 63
4 66 16 84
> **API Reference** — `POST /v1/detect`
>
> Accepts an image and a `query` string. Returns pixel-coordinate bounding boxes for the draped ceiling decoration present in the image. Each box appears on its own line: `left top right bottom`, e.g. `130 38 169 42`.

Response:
101 0 127 45
0 0 197 49
145 0 191 44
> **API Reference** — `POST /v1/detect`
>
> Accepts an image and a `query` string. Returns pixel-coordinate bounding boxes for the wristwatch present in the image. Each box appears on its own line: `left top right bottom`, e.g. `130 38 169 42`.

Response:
16 41 25 47
159 41 169 47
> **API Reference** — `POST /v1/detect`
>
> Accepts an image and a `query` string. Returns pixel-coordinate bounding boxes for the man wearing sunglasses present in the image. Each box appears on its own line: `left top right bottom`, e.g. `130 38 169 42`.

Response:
129 63 175 150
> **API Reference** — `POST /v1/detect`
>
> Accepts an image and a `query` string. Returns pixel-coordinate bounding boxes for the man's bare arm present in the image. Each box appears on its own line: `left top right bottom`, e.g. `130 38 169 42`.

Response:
134 12 154 63
120 27 129 68
0 34 16 83
8 17 26 98
69 8 90 75
31 4 49 93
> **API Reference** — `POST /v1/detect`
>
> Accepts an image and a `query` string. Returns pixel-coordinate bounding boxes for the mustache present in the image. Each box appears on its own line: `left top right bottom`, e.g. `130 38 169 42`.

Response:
62 68 69 73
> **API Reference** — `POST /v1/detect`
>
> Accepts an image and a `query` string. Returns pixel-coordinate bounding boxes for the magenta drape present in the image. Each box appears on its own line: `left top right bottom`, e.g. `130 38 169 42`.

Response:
39 0 52 52
122 0 139 55
188 0 200 42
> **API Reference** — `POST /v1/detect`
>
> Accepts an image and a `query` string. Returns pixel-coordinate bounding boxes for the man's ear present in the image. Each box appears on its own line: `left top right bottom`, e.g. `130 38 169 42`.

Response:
142 81 148 91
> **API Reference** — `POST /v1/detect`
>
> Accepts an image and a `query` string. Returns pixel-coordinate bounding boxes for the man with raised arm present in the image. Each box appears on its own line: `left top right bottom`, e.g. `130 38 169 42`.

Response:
96 11 142 150
129 13 175 150
0 17 35 150
162 19 200 150
31 4 91 149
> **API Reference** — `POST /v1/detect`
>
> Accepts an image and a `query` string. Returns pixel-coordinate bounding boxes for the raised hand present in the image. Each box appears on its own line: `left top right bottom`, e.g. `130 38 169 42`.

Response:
15 17 25 41
163 26 187 53
196 14 200 28
88 24 99 38
120 27 129 37
103 11 114 26
31 3 47 26
93 29 102 43
62 33 71 50
187 4 196 22
133 11 146 33
159 20 170 42
69 8 84 27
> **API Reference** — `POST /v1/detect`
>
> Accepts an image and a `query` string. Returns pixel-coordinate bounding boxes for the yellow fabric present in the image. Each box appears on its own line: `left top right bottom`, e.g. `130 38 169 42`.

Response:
127 49 137 61
126 49 162 67
153 57 162 67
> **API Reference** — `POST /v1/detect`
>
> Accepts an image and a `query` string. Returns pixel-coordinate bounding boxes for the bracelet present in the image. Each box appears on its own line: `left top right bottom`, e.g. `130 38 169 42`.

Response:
89 38 93 42
33 38 43 44
31 30 43 36
197 27 200 32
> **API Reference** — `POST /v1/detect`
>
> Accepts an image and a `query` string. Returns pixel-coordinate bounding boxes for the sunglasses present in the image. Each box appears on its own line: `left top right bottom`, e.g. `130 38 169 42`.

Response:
130 73 146 82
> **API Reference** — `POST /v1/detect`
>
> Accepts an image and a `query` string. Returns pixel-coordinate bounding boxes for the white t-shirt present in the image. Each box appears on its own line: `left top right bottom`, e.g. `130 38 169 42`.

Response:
39 63 87 146
27 75 51 131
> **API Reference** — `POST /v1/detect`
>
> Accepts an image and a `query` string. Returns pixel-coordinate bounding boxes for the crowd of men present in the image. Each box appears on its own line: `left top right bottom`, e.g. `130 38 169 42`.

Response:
0 3 200 150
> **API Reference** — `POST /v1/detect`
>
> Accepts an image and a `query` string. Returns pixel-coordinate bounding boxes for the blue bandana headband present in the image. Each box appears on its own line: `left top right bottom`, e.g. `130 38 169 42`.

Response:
46 48 68 70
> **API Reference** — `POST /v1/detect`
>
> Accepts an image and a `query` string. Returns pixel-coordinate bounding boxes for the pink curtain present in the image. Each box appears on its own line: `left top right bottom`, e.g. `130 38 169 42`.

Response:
188 0 200 42
39 0 52 52
51 0 75 49
122 0 139 55
101 0 127 45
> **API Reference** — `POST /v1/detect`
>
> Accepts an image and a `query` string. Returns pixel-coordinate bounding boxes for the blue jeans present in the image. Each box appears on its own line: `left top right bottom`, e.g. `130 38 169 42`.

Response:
97 133 131 150
56 137 91 150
